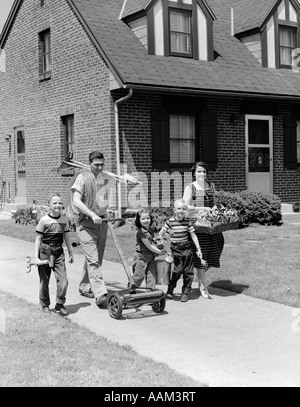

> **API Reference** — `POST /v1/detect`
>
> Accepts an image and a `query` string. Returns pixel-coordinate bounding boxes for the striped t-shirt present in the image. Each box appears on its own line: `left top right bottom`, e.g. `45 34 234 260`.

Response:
160 217 195 245
36 214 70 245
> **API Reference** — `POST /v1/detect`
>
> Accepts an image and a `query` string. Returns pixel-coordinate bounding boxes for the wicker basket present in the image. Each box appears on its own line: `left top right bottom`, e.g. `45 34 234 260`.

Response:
194 220 240 235
155 256 171 285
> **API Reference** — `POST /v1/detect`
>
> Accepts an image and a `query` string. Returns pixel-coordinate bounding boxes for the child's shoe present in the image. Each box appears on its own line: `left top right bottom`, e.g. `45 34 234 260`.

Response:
55 304 69 316
180 293 189 302
166 291 173 300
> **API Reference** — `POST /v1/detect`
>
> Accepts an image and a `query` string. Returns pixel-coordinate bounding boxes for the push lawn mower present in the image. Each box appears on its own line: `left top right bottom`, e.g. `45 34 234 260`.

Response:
107 222 166 319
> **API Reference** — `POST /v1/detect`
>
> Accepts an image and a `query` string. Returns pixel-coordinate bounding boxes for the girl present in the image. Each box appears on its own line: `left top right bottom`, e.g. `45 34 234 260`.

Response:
132 208 165 290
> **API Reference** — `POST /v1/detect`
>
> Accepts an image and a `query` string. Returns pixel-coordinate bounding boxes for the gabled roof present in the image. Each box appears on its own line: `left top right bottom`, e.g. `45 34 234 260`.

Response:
0 0 22 47
120 0 216 21
120 0 150 19
232 0 300 35
2 0 300 100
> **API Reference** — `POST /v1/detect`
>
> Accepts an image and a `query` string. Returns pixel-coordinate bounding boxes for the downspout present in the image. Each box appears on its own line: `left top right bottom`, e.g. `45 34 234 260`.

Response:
114 88 133 217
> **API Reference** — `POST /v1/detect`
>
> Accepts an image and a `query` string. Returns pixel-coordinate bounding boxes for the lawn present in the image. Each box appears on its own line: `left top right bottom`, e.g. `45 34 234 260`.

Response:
0 214 299 387
0 291 204 387
1 214 300 308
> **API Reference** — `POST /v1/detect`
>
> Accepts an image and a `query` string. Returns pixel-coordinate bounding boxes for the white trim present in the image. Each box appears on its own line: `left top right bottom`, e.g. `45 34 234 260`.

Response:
197 3 208 61
267 17 276 68
118 0 128 20
154 0 164 56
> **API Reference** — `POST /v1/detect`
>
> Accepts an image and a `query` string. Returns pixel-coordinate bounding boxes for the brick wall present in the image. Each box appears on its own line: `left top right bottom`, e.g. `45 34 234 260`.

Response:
1 0 300 208
116 92 300 204
0 0 113 206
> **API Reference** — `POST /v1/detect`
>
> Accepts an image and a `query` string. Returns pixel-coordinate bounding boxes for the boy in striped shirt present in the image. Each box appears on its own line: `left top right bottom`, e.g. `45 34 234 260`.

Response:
159 199 204 302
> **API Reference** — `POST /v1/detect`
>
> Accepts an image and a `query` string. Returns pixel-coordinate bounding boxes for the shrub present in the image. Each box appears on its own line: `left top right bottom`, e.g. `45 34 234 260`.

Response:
12 203 49 225
216 190 282 226
149 205 174 232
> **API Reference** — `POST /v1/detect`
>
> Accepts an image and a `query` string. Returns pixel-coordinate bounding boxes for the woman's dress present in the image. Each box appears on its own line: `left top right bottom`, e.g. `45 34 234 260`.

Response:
188 182 224 269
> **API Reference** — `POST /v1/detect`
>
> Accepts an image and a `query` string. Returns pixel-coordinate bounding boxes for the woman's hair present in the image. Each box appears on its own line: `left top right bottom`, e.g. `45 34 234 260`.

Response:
191 161 208 178
135 208 153 229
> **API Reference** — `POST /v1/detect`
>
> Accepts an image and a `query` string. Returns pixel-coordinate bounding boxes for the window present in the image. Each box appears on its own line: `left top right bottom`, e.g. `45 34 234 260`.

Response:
169 9 192 57
145 0 214 60
279 26 296 67
39 29 51 79
170 114 195 163
62 115 74 156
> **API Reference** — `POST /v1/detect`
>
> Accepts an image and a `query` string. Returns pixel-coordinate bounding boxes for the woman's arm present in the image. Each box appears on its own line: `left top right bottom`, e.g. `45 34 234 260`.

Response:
211 182 217 207
183 184 210 213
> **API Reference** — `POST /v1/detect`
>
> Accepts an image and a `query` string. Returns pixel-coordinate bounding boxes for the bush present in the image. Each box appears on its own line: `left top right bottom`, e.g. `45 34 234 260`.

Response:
216 190 282 226
11 203 49 225
149 205 174 232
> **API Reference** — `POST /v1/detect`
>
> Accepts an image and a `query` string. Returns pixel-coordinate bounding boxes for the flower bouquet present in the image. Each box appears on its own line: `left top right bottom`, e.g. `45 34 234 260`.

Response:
193 206 240 235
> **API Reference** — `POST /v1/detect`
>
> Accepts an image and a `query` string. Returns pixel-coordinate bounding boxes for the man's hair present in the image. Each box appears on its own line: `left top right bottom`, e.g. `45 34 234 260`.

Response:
89 150 105 163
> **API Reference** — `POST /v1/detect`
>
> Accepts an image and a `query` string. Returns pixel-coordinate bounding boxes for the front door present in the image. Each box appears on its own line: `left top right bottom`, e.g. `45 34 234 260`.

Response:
246 115 273 194
16 128 26 204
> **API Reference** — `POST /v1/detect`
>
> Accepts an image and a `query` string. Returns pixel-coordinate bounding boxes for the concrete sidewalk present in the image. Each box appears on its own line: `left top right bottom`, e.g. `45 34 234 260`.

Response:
0 233 300 387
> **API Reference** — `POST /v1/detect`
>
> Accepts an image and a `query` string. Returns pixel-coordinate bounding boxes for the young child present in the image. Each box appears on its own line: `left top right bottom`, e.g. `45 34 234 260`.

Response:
35 193 74 316
159 199 205 302
131 208 165 290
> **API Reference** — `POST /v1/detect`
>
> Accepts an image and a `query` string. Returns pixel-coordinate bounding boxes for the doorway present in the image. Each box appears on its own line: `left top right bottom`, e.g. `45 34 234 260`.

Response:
15 128 26 204
245 115 273 194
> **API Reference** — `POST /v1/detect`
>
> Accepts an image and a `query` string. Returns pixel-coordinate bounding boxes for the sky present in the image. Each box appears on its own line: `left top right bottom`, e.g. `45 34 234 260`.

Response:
0 0 15 36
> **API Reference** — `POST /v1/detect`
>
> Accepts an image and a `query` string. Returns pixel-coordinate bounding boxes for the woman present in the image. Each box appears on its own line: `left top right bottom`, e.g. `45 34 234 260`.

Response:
183 162 224 299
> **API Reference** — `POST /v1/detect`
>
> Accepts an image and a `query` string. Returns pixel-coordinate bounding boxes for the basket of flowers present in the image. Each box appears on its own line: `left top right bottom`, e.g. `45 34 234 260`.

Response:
193 206 240 235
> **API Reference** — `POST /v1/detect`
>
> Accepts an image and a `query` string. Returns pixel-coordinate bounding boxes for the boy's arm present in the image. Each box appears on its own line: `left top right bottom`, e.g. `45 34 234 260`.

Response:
63 233 74 263
159 222 169 239
34 234 42 264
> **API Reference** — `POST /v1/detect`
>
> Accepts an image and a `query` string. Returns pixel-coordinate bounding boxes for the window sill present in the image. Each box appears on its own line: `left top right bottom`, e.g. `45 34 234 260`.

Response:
39 72 51 82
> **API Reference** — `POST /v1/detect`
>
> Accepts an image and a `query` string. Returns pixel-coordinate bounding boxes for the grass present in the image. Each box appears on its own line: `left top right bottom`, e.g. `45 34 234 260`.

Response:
1 214 299 386
0 291 204 387
1 214 300 308
0 218 206 387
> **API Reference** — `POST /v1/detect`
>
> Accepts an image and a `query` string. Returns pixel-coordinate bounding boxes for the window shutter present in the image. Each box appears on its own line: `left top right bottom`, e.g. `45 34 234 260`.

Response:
152 109 170 171
202 111 218 171
284 115 297 170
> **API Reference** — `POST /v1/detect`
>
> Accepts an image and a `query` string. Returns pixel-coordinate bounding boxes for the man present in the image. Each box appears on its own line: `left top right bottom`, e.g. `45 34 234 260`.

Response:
69 150 135 308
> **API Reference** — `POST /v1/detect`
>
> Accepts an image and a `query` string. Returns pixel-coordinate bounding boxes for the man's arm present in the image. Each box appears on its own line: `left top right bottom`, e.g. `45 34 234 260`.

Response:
73 190 102 224
102 171 141 185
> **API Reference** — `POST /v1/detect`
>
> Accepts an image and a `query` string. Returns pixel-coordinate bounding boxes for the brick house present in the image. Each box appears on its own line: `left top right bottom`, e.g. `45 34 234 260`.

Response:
1 0 300 210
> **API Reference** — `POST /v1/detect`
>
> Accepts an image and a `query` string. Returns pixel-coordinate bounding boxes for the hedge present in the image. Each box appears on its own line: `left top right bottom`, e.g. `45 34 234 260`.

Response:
216 190 282 226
